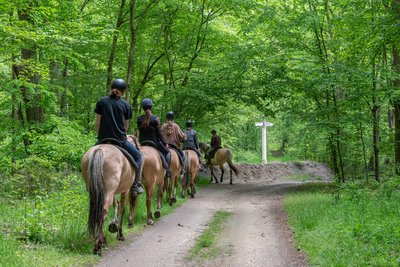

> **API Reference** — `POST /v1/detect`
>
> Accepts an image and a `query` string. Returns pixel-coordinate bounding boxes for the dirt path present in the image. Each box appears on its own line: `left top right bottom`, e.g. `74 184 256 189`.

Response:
96 161 331 267
97 180 309 267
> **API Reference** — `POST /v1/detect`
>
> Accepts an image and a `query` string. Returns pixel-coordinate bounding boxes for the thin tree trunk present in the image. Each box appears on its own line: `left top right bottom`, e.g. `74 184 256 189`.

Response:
126 0 137 102
106 0 127 91
392 0 400 173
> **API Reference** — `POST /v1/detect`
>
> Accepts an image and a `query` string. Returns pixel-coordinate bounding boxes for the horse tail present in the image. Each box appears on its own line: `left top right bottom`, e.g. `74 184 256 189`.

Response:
87 148 105 239
225 149 239 175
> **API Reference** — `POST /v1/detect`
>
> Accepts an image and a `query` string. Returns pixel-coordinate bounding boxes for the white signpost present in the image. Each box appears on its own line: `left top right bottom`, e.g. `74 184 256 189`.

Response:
255 116 273 164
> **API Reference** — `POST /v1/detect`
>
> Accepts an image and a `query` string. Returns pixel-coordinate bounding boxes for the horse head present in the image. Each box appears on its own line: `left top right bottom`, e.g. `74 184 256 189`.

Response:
199 142 210 154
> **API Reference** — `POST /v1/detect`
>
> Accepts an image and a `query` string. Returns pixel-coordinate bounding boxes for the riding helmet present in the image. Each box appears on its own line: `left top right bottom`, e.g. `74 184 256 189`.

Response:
186 120 193 127
166 111 174 120
110 78 127 91
141 98 153 110
211 129 217 134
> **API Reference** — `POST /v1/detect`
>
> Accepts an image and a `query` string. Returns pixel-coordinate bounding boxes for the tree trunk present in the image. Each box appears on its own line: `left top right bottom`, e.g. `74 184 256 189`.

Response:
392 0 400 173
126 0 137 102
106 0 127 91
13 6 44 124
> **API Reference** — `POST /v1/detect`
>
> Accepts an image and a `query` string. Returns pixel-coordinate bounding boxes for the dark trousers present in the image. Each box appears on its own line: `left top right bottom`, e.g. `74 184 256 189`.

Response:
121 140 142 166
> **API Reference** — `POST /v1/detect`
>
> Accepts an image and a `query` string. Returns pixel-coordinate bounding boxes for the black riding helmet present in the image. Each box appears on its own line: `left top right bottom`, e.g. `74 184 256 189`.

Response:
111 78 127 91
186 120 193 127
166 111 174 120
141 98 153 110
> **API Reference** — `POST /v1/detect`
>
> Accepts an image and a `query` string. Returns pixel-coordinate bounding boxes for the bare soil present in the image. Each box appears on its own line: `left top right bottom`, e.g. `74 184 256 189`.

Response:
96 161 333 267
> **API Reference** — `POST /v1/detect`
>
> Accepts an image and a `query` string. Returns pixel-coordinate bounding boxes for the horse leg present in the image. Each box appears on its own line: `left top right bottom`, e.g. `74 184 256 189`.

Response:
128 191 138 228
181 173 187 198
167 175 174 206
154 184 163 218
117 192 127 241
94 194 113 255
146 187 154 225
171 174 178 204
209 166 214 183
220 166 224 183
211 168 219 184
191 169 197 196
230 169 233 184
93 217 106 255
108 196 119 234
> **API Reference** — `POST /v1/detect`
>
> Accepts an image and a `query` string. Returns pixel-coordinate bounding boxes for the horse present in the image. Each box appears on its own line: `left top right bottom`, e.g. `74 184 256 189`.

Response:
199 142 239 184
181 149 200 198
80 143 137 255
127 136 166 226
165 148 181 206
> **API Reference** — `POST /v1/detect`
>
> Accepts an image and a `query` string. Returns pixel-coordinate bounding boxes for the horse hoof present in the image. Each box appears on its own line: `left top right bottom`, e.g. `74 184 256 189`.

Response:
147 219 154 225
118 235 125 241
93 247 102 256
171 197 177 204
108 222 118 233
128 222 133 228
154 210 161 218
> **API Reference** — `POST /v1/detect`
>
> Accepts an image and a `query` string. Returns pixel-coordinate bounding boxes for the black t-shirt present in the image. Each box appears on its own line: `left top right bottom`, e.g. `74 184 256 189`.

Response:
94 96 132 142
137 114 165 145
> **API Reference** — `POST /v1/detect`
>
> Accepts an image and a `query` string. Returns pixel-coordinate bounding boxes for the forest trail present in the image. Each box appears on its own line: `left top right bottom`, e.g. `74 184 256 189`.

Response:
96 177 315 267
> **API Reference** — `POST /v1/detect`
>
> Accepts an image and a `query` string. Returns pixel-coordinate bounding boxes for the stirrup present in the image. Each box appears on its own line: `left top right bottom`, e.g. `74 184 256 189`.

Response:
132 183 144 195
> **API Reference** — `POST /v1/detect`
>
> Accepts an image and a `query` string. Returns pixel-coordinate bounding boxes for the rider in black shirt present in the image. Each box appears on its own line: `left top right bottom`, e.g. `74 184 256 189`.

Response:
94 78 144 195
137 98 171 176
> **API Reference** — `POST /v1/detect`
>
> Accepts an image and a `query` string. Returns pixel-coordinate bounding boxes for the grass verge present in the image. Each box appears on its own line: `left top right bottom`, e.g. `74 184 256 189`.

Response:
187 210 233 261
284 180 400 266
0 173 210 266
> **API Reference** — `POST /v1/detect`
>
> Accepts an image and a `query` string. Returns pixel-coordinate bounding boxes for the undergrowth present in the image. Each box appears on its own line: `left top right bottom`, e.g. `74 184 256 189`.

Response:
0 173 209 266
285 178 400 266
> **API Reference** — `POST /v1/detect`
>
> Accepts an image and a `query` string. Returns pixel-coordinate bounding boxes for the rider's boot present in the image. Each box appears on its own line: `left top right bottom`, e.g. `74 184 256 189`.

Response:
131 161 144 195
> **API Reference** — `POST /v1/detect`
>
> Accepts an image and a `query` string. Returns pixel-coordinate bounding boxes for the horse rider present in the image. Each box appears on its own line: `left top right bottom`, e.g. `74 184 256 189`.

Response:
206 129 222 165
160 111 186 172
94 78 144 195
183 120 202 164
137 98 172 177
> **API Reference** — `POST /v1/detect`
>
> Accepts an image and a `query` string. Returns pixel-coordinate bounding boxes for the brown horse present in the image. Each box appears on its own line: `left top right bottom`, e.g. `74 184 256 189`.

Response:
80 144 137 255
165 148 181 206
199 142 239 184
127 136 166 226
181 149 200 198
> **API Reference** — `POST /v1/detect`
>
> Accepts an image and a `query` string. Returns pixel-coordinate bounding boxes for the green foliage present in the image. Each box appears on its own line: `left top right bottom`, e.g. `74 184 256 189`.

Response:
285 178 400 266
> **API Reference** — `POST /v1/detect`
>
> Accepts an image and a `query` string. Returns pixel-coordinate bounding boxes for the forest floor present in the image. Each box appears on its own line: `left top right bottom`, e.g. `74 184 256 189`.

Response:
96 161 333 267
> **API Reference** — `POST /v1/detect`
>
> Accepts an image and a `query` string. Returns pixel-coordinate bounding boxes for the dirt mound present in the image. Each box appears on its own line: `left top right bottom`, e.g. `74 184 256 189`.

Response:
199 161 333 183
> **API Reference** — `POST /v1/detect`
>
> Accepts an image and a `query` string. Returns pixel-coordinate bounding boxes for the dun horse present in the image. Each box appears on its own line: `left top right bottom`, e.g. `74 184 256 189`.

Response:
181 149 200 197
81 144 138 255
199 142 239 184
165 148 181 206
128 136 166 226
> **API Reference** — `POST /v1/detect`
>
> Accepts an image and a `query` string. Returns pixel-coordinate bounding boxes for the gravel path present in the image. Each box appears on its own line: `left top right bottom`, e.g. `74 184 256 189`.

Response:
96 179 309 267
96 160 331 266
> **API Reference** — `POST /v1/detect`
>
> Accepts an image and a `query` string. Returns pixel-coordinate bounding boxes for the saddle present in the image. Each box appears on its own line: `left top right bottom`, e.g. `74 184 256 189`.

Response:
169 145 184 167
140 140 170 169
98 138 138 169
207 146 222 160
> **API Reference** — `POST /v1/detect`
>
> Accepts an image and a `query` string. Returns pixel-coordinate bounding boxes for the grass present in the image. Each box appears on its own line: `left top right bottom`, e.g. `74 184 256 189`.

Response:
284 180 400 266
187 210 233 261
0 173 211 267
